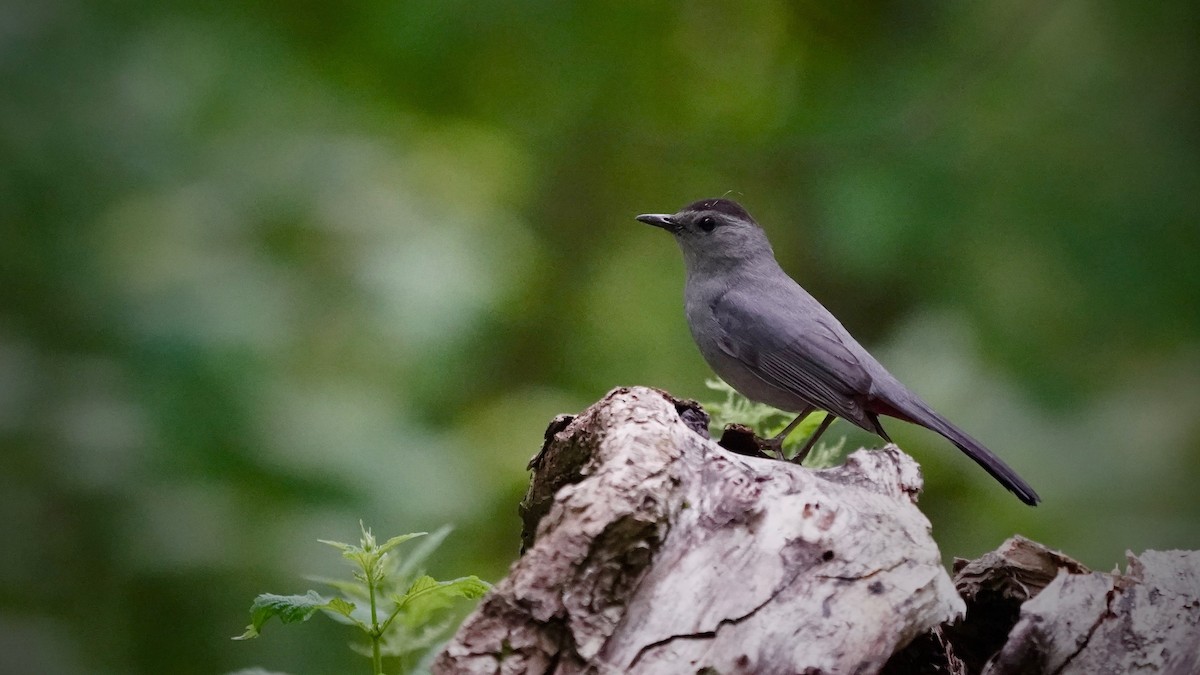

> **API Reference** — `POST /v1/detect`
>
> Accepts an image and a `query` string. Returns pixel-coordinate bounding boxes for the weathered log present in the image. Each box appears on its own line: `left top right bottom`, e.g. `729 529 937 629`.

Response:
896 536 1200 675
946 535 1090 673
434 386 1200 674
983 547 1200 675
435 386 964 674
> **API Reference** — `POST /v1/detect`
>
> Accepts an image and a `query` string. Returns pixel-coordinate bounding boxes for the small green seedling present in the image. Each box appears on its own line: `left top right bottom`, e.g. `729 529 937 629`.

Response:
702 378 845 468
234 522 489 675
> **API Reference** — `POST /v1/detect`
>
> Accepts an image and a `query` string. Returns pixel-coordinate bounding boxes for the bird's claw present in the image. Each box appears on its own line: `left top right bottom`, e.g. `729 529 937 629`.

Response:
759 436 786 461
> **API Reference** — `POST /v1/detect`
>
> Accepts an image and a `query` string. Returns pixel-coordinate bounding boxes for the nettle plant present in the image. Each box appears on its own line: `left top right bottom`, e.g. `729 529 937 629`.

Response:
234 523 488 675
702 378 845 467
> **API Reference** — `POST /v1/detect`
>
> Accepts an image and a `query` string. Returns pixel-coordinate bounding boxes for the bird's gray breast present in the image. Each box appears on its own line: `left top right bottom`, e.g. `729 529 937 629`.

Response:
684 279 811 412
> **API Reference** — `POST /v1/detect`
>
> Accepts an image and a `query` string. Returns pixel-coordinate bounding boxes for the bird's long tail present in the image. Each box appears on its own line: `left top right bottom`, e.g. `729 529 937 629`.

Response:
872 388 1040 506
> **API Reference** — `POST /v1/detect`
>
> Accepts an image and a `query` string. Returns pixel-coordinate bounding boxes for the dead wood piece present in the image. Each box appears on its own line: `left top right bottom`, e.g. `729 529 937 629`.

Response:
953 535 1090 603
985 549 1200 675
435 386 964 675
716 423 772 458
945 536 1088 673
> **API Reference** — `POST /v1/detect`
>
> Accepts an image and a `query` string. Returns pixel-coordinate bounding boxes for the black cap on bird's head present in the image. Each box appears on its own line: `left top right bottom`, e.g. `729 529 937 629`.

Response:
680 198 756 223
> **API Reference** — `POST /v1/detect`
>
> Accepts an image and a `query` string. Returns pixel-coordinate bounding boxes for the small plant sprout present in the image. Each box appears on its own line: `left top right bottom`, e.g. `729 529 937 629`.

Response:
234 522 489 675
702 378 845 468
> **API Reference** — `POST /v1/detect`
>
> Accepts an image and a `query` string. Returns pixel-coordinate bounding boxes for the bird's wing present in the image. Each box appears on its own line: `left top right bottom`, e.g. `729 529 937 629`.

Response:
712 288 875 427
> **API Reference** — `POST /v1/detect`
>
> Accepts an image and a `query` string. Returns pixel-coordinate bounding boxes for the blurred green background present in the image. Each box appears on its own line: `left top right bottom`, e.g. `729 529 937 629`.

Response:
2 0 1198 673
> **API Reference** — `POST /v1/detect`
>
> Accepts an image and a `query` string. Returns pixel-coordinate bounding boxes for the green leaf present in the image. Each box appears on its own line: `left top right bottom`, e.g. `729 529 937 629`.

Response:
395 575 490 628
232 591 331 640
400 575 439 600
324 596 356 618
377 616 456 658
394 525 452 582
317 538 356 553
377 531 427 556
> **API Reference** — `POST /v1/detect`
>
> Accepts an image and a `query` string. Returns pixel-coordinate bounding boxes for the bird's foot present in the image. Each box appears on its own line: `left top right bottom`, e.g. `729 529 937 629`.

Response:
759 436 786 461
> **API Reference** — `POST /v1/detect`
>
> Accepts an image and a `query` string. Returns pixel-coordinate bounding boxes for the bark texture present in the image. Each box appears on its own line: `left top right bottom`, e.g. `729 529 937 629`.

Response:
895 536 1200 675
434 386 963 674
434 387 1200 674
983 547 1200 675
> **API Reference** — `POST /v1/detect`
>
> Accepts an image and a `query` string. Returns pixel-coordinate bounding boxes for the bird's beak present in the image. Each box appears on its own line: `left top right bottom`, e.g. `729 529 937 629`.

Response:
636 213 677 231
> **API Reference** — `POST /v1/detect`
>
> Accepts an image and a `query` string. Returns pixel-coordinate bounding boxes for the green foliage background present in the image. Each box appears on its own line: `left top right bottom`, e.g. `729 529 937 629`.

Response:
1 1 1197 673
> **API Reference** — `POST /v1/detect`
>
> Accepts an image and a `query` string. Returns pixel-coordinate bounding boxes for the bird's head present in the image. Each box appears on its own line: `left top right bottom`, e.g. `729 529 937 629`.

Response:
637 198 775 276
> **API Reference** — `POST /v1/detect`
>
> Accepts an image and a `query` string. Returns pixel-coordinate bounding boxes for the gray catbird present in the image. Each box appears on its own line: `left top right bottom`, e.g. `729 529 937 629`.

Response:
637 198 1040 505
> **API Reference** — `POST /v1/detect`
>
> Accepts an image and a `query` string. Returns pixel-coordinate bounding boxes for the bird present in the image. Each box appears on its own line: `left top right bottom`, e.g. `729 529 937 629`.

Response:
636 198 1040 505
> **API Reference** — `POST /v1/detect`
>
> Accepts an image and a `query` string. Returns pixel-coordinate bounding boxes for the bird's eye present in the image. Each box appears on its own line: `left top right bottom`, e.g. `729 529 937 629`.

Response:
697 216 717 232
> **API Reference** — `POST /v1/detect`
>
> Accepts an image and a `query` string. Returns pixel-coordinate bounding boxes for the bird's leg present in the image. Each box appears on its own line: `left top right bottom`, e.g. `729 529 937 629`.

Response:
763 406 814 460
792 413 836 465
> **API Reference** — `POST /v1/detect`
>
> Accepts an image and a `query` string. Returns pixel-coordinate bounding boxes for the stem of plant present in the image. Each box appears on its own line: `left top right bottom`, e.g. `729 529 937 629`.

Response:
369 575 382 675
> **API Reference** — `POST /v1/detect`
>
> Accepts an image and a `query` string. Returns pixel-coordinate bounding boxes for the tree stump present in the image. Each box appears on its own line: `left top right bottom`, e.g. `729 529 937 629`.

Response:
435 386 963 674
433 386 1200 674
